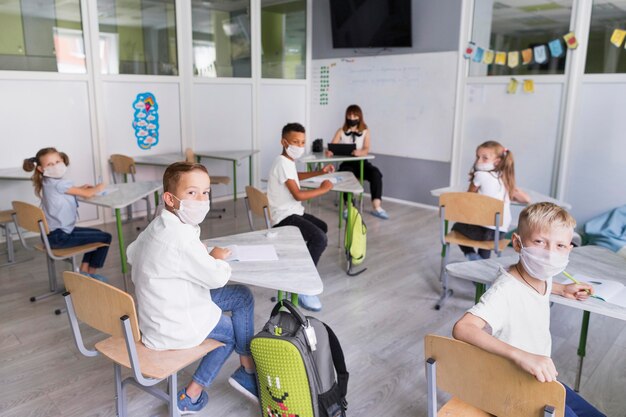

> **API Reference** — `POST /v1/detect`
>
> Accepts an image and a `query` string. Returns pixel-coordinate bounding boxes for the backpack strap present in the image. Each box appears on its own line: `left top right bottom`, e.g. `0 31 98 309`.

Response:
317 323 349 416
270 299 308 328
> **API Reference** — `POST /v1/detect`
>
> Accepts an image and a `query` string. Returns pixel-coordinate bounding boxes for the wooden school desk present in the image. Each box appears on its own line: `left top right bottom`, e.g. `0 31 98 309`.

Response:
430 185 572 210
300 152 374 194
78 181 162 291
445 245 626 392
203 226 323 305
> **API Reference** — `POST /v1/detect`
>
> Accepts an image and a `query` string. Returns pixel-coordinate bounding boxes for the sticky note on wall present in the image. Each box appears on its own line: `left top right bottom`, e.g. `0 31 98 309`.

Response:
563 32 578 49
464 41 476 59
507 78 519 94
523 79 535 93
549 39 564 58
473 47 485 63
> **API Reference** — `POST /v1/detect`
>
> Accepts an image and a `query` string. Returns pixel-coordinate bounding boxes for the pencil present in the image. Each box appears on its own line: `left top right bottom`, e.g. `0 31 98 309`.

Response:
562 271 605 301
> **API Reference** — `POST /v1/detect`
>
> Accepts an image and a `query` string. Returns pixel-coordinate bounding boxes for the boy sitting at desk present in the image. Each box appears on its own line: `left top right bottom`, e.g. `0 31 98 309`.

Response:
127 162 257 415
267 122 334 312
453 202 605 417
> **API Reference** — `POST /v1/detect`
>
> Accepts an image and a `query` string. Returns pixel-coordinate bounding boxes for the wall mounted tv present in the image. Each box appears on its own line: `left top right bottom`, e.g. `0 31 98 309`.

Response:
330 0 412 48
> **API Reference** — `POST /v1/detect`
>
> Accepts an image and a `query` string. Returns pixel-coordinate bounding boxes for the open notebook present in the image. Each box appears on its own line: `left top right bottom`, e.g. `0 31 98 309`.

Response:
207 244 278 262
556 274 626 308
301 174 342 185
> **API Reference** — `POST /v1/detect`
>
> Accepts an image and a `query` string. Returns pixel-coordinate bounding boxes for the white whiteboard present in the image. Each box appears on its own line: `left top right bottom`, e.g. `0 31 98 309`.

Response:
310 51 458 162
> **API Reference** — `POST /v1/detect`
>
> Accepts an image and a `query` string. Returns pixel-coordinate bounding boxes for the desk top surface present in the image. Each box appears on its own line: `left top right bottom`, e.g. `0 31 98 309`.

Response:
0 167 32 181
430 186 572 210
300 152 375 164
78 181 162 209
300 171 364 194
195 149 259 161
203 226 322 295
446 245 626 320
133 153 185 166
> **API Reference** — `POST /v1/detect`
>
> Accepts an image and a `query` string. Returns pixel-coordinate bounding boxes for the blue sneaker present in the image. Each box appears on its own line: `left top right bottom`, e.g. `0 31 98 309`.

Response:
370 209 389 220
80 272 109 283
465 253 482 261
228 366 259 403
177 389 208 415
298 294 322 312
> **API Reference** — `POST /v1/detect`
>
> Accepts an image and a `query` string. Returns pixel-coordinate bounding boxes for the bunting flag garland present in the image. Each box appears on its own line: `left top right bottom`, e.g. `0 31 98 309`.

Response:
507 78 519 94
610 29 626 48
472 47 485 63
548 39 564 58
523 79 535 94
462 31 578 66
483 50 495 64
534 45 548 64
507 51 519 68
495 51 507 65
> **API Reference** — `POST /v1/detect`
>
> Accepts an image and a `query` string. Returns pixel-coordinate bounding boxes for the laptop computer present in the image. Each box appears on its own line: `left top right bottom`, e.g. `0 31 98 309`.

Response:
328 143 356 156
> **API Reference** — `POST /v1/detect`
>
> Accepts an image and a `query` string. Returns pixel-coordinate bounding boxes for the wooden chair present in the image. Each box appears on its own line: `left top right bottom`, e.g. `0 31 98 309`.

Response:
185 148 231 218
424 334 565 417
109 154 154 222
436 192 510 309
11 201 109 314
62 271 223 417
0 210 16 266
244 186 272 230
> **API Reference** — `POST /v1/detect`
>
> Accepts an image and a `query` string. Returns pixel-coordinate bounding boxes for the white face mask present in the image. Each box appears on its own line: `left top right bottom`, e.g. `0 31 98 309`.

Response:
286 145 305 160
43 163 67 179
475 162 495 172
172 195 210 226
518 239 569 281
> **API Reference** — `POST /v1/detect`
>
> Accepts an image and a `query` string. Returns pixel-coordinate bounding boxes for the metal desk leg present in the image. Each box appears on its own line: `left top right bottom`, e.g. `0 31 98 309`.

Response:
338 192 344 248
575 311 590 392
359 160 365 205
290 292 299 306
474 283 486 304
115 208 129 292
248 156 253 187
232 161 237 202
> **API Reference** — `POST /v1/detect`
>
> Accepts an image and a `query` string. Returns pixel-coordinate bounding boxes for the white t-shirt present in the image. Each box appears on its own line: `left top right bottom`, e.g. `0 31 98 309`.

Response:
127 209 231 350
468 267 552 357
267 155 304 225
473 170 511 231
339 129 367 150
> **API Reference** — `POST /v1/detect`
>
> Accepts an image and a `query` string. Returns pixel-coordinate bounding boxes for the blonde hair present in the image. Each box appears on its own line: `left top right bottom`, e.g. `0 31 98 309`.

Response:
23 147 70 198
470 140 516 194
518 202 576 238
163 161 209 193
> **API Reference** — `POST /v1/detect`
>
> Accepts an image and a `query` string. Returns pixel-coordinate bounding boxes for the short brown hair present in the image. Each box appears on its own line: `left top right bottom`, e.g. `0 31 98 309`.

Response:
163 162 208 193
518 202 576 238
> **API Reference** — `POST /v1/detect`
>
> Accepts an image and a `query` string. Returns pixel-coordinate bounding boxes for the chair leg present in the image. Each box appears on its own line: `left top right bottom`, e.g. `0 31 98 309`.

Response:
168 373 180 417
30 256 63 302
435 244 453 310
114 363 126 417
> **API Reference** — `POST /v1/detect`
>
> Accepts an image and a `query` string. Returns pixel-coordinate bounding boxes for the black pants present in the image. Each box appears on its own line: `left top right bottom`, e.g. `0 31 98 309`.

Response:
274 213 328 265
339 160 383 201
451 223 504 259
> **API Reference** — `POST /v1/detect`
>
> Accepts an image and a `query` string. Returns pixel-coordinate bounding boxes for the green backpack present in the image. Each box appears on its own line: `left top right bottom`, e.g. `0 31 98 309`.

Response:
344 205 367 276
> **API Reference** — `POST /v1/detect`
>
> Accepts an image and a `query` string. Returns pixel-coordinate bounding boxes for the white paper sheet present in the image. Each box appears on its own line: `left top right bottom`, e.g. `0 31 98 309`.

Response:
225 244 278 262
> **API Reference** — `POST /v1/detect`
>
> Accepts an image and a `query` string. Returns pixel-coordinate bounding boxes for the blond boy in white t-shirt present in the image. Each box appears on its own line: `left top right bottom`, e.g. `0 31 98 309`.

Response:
453 202 605 417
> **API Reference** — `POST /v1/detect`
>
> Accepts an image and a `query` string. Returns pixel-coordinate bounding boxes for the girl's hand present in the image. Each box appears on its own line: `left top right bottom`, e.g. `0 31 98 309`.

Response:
210 246 231 260
325 150 334 157
94 183 106 193
322 164 335 174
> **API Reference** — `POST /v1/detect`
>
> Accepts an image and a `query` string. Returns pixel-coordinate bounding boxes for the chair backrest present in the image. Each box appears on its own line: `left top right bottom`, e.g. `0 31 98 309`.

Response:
439 192 504 227
245 186 272 229
109 154 137 175
64 271 141 341
12 201 49 235
424 334 565 417
185 148 196 163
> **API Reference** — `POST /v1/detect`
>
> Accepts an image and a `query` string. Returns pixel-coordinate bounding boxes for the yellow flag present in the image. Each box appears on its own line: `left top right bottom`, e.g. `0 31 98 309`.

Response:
495 51 507 66
523 79 535 94
611 29 626 48
483 50 495 64
521 48 533 65
507 78 519 94
507 51 519 68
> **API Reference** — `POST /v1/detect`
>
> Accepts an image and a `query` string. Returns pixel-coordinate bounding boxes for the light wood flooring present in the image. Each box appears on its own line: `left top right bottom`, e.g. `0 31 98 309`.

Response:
1 195 625 417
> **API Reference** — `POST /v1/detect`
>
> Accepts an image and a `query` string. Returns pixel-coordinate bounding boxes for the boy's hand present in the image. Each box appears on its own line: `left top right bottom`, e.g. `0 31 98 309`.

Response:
322 164 335 174
320 180 333 191
325 150 334 157
513 350 558 382
210 246 231 260
563 283 593 300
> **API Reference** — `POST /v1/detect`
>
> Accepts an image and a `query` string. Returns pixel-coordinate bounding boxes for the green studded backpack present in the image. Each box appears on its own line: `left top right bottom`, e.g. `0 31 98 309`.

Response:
344 205 367 276
251 300 348 417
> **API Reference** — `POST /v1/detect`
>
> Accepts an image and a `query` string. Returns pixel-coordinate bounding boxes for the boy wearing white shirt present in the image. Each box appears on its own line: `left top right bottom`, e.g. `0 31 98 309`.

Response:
267 122 334 311
127 162 257 415
453 202 605 417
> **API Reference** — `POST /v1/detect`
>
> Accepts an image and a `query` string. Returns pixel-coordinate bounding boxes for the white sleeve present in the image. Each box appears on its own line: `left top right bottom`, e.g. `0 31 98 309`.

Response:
467 281 508 334
472 171 486 188
276 159 297 184
177 239 231 289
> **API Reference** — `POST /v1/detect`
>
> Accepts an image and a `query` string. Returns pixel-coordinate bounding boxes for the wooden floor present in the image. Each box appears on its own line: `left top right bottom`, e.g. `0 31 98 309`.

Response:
1 195 624 417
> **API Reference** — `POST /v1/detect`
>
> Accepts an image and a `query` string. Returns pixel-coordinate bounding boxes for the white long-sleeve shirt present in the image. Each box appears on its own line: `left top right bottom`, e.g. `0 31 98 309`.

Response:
127 209 231 350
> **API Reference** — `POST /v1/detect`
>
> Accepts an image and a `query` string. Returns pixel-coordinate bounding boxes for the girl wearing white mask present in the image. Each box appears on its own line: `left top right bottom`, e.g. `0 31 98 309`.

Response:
327 104 388 219
452 140 531 260
454 202 605 417
22 147 111 281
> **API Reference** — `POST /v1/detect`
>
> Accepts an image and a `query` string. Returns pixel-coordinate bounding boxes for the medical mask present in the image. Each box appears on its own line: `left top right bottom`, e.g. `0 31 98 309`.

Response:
43 163 67 179
172 195 210 226
518 239 569 281
475 162 495 172
346 119 359 127
286 145 305 160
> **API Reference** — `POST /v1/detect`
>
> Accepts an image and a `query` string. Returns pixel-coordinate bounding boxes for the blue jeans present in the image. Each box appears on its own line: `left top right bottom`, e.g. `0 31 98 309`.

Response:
564 383 606 417
47 227 112 268
192 285 254 387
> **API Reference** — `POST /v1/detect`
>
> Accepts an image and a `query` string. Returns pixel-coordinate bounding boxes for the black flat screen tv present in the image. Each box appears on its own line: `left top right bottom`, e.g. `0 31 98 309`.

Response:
330 0 412 49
